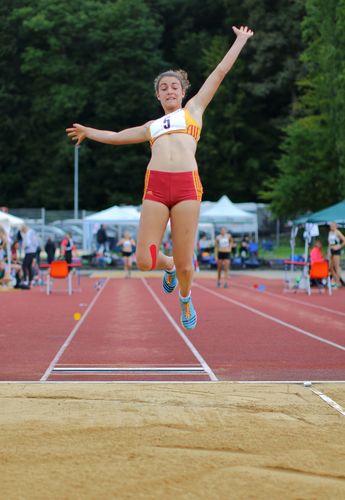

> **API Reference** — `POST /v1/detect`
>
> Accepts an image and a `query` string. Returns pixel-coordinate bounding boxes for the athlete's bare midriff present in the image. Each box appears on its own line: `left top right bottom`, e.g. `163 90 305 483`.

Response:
147 133 198 172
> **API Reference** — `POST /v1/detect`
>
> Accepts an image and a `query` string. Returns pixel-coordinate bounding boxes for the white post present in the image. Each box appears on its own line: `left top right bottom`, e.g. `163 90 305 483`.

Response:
74 145 80 219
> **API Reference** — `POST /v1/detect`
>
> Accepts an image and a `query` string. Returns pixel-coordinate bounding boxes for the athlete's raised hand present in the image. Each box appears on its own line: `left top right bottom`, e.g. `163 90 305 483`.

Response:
66 123 87 145
232 26 254 41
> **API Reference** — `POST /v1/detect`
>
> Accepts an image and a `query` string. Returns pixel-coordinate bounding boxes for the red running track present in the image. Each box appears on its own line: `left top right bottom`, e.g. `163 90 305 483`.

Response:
0 274 344 382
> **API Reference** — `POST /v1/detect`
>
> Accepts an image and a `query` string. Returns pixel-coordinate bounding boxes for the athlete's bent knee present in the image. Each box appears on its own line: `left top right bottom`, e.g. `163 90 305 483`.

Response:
136 244 157 271
135 253 151 271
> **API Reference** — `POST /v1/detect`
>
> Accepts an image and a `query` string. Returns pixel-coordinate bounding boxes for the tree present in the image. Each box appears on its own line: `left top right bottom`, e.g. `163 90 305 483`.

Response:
263 0 345 217
1 0 164 208
0 0 306 209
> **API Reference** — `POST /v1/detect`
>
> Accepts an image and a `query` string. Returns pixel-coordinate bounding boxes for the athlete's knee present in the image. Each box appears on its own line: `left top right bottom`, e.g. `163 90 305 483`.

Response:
136 244 157 271
175 262 193 277
135 253 151 271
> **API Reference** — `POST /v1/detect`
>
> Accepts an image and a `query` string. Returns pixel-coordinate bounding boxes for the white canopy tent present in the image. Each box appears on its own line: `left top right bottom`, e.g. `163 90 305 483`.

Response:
0 211 24 276
0 211 24 226
83 205 141 251
199 195 258 239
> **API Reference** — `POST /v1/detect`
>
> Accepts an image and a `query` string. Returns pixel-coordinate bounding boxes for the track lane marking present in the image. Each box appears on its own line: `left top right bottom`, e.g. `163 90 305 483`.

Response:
40 279 110 381
2 380 345 384
195 283 345 353
230 280 345 318
309 387 345 417
141 278 218 381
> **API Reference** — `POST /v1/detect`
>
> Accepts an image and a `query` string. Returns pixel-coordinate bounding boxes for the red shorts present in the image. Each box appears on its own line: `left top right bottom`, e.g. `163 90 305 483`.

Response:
143 170 203 209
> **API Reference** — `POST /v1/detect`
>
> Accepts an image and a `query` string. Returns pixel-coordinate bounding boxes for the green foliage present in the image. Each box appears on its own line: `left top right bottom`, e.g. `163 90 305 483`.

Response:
262 115 337 216
263 0 345 217
1 0 163 208
0 0 305 209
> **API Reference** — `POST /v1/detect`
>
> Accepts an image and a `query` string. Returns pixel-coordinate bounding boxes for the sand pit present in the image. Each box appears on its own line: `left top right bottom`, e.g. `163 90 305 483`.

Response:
1 383 344 499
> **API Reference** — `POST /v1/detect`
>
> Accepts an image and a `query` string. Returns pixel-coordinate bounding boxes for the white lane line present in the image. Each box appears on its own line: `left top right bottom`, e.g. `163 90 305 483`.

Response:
40 279 110 381
231 281 345 318
195 283 345 353
52 367 205 372
310 387 345 417
2 380 345 384
141 278 218 381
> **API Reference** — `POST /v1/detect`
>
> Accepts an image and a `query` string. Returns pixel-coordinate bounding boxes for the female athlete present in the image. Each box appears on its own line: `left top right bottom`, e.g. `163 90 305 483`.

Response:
215 227 234 288
328 222 345 288
66 25 254 330
117 231 136 278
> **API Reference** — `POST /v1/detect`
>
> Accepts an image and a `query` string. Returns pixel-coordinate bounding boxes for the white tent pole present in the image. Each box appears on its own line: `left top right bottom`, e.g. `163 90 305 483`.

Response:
301 224 311 290
303 226 309 262
290 225 296 273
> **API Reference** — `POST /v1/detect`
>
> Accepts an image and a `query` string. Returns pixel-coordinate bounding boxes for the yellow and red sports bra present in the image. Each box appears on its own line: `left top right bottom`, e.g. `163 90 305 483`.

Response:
148 108 201 146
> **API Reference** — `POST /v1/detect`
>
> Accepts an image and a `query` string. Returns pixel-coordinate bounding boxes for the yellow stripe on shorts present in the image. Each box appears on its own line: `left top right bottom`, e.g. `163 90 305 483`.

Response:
192 171 203 201
143 169 151 199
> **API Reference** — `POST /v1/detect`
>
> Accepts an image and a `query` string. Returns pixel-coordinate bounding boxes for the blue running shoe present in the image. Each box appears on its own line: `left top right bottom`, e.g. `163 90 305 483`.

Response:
179 294 197 330
163 268 177 294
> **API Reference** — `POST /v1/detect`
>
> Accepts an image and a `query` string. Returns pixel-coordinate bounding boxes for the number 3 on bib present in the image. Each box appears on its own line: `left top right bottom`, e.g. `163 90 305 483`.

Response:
163 117 170 129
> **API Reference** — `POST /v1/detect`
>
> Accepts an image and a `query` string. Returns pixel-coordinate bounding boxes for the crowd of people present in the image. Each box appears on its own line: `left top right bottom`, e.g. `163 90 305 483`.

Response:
1 220 344 292
0 224 77 290
92 223 345 291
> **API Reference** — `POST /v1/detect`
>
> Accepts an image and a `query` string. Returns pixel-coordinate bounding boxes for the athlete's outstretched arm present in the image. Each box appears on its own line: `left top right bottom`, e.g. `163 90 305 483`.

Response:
66 122 151 146
187 26 254 115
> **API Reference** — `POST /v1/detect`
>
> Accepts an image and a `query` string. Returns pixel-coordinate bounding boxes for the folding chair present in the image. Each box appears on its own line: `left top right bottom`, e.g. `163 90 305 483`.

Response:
46 260 72 295
307 261 332 296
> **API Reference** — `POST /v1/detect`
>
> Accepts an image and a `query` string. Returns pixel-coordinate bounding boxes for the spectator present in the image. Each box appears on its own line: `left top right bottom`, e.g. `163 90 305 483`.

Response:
310 239 325 265
16 229 23 258
45 237 56 264
60 232 74 265
310 239 327 289
239 235 250 259
0 225 7 262
21 224 39 288
11 240 20 263
10 241 24 288
35 235 42 266
96 224 108 253
198 233 211 250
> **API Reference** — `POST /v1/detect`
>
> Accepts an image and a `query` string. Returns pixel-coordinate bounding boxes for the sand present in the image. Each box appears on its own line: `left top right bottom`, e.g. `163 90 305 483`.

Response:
1 382 345 500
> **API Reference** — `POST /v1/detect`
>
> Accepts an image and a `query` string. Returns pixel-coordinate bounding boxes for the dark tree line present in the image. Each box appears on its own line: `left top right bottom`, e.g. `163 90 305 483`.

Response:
3 0 342 218
262 0 345 217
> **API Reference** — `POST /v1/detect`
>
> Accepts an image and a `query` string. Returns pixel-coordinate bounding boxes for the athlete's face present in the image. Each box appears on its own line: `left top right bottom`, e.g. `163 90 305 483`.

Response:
156 77 185 111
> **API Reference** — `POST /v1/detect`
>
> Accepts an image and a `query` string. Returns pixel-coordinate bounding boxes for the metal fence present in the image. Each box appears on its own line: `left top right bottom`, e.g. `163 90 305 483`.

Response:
10 208 94 224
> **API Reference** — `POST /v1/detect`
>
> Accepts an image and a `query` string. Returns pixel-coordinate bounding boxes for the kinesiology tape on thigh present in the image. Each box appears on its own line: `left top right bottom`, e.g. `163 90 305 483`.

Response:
149 244 157 270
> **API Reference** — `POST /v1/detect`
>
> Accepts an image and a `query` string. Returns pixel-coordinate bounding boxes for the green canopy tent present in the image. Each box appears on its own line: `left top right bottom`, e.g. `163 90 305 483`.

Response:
303 200 345 224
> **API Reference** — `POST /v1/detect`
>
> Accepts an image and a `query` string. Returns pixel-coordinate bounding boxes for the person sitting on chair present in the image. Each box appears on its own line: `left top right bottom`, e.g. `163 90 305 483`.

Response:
310 239 326 288
310 239 325 265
